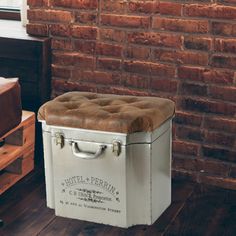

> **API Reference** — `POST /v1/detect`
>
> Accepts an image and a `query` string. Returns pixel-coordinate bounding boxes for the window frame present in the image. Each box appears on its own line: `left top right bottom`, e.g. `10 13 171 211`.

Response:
0 8 20 20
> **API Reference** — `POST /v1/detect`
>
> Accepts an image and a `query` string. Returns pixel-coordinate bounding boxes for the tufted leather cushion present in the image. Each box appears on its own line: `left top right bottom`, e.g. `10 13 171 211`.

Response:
0 77 22 137
38 92 175 134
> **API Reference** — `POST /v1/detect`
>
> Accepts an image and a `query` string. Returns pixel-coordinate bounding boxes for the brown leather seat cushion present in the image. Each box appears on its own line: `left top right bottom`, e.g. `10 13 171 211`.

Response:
0 78 22 137
38 92 175 133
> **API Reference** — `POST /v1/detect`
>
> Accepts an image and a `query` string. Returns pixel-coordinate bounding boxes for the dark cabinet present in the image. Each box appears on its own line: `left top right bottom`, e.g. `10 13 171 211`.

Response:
0 20 51 112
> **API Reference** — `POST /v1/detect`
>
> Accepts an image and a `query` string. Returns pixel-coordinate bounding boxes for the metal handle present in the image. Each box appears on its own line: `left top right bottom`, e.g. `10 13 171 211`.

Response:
71 142 107 159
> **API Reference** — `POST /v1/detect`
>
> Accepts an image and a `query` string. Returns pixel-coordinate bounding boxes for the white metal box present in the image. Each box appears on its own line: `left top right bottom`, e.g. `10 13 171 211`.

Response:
40 119 172 228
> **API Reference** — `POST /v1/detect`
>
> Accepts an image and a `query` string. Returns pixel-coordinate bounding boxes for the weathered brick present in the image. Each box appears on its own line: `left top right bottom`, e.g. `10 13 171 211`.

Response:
97 86 149 96
97 57 121 71
95 42 123 57
159 2 182 16
74 54 95 68
150 79 178 93
99 28 126 43
173 157 231 177
101 0 127 12
174 111 203 126
26 23 48 36
53 52 95 68
215 38 236 53
202 146 236 163
101 14 150 28
75 12 97 24
199 159 231 177
153 17 209 33
71 70 119 85
123 74 149 89
178 66 234 84
182 97 236 116
184 36 212 51
173 140 199 156
27 0 49 7
154 49 208 66
184 4 236 20
209 86 236 103
51 0 98 9
181 82 208 96
128 32 182 48
50 24 71 37
53 52 75 66
125 46 150 60
176 126 204 141
52 38 72 50
72 26 98 40
212 22 236 36
204 116 236 134
211 55 236 69
124 60 176 77
52 79 97 93
204 131 235 148
172 156 198 172
128 1 159 14
52 65 71 79
74 40 96 54
28 9 73 23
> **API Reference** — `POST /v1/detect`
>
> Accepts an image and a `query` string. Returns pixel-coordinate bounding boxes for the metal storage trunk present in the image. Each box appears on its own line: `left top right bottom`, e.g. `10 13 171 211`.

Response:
39 92 175 228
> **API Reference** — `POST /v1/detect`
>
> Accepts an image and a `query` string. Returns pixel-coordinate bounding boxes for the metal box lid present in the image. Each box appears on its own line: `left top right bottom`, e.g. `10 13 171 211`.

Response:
41 118 171 146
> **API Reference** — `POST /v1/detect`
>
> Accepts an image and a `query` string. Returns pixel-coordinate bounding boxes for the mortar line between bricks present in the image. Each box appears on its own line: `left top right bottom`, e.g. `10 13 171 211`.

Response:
29 7 236 23
92 12 236 23
174 123 236 136
174 151 236 166
27 19 236 38
51 35 234 54
173 153 236 165
158 0 236 7
174 131 236 149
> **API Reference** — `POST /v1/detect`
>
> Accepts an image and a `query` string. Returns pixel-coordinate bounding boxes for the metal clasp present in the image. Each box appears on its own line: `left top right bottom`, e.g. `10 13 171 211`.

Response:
55 132 65 149
112 140 122 157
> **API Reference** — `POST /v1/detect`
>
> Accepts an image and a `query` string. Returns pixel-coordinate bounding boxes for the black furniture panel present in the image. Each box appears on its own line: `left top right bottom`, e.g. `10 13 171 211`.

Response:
0 20 51 112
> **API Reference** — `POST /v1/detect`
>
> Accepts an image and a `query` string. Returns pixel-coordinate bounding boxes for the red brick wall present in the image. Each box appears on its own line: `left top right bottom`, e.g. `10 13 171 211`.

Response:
27 0 236 189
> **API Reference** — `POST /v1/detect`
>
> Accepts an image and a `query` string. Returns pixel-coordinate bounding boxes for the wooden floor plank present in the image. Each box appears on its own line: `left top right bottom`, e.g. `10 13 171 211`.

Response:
1 168 236 236
164 184 235 236
38 217 93 236
141 180 195 236
36 180 195 236
0 168 44 214
0 184 55 236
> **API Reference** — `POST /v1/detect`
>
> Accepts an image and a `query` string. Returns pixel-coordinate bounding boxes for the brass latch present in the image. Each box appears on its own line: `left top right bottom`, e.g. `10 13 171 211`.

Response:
55 133 65 149
112 140 122 157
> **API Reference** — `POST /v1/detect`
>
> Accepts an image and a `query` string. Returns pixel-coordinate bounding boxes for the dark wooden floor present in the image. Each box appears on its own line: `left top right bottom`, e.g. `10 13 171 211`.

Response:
0 168 236 236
